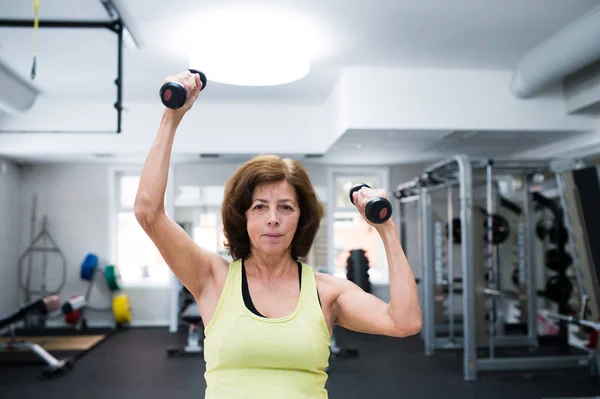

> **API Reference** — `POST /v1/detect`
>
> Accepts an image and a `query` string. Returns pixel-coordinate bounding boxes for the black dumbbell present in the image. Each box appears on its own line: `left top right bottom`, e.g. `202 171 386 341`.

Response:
349 183 393 224
160 69 207 109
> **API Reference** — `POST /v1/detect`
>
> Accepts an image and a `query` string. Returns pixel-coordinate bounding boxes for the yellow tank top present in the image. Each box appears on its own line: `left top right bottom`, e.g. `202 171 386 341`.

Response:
203 258 331 399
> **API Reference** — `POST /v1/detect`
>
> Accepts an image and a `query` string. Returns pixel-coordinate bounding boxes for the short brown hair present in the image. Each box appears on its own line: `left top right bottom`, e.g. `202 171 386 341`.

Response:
221 155 324 261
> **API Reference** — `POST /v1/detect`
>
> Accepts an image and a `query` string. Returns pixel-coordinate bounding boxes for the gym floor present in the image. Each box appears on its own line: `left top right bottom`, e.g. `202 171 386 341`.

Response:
1 327 599 399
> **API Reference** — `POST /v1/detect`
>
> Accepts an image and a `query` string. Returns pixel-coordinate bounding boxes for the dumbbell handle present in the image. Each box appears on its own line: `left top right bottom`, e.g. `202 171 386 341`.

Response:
160 69 207 109
349 183 393 224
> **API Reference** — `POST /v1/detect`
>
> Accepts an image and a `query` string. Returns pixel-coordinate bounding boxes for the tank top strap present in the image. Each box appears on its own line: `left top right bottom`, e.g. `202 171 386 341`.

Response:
298 262 320 310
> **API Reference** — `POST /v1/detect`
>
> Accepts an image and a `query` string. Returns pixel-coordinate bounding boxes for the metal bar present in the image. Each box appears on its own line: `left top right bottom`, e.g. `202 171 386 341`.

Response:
0 19 116 30
425 180 460 193
41 234 48 296
397 199 406 252
28 247 60 252
24 195 36 304
434 222 444 286
493 180 504 339
29 343 63 366
0 129 120 134
579 294 589 320
546 312 600 331
394 180 458 198
483 160 550 172
447 185 455 344
0 342 62 366
482 288 521 300
435 335 537 349
476 355 590 372
0 18 125 134
424 156 466 175
424 157 550 176
399 195 421 204
395 178 420 193
417 195 424 341
517 220 526 285
485 162 495 358
84 270 98 300
580 319 600 331
454 155 476 382
397 175 515 199
523 174 539 348
115 21 124 133
421 188 436 357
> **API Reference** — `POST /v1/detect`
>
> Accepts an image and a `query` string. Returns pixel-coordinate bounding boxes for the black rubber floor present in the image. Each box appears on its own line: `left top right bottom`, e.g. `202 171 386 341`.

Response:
1 327 599 399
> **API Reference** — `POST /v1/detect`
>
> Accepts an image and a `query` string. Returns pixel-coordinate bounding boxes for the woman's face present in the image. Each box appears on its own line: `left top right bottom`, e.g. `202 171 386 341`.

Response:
245 180 300 257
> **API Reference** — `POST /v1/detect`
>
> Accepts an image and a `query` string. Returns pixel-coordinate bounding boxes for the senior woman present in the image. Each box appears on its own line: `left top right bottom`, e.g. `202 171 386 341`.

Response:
134 71 421 399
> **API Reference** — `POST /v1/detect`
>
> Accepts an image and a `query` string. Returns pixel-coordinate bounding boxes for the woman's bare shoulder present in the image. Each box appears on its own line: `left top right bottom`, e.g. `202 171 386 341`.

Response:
314 270 345 298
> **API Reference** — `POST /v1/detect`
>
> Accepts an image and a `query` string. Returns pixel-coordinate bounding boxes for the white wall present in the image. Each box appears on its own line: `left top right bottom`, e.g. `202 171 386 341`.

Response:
176 160 329 188
13 163 174 327
16 163 116 326
6 159 335 327
0 158 22 314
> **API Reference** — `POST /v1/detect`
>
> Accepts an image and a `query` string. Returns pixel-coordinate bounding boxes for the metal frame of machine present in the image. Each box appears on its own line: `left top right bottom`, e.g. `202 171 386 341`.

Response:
395 154 597 381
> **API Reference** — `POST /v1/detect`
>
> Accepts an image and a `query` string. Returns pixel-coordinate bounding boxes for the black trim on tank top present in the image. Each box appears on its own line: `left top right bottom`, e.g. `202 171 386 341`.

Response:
241 259 322 318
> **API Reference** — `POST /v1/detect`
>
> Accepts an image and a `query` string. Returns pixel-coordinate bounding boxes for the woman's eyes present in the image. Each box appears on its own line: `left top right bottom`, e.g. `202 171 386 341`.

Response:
253 204 294 211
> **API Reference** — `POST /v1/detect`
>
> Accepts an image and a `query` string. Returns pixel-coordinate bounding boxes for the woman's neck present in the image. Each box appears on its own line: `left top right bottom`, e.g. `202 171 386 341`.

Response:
245 253 296 281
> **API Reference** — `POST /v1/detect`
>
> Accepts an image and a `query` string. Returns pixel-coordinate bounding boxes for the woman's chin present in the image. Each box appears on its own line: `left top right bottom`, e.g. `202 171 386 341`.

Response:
256 244 289 256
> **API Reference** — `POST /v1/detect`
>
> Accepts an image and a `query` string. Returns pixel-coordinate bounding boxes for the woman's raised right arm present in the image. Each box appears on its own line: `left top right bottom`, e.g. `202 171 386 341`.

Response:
134 71 227 298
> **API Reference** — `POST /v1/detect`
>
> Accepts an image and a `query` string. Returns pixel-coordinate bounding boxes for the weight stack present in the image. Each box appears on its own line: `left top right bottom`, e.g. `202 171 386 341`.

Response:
346 249 371 293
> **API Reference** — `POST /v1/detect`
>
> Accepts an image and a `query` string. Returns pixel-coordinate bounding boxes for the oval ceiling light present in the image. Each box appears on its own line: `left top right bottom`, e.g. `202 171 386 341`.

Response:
189 46 310 87
186 8 312 86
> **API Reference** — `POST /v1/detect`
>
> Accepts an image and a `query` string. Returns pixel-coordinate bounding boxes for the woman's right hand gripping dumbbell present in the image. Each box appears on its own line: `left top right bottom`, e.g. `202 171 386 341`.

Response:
161 70 204 115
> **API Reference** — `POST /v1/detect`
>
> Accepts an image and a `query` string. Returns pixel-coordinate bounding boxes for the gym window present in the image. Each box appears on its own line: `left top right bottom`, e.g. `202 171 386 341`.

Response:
327 168 391 284
174 185 230 261
112 170 171 287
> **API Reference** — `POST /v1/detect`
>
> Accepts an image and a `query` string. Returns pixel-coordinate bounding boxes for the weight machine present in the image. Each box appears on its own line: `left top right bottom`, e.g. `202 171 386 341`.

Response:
17 196 67 330
395 155 598 381
1 296 71 376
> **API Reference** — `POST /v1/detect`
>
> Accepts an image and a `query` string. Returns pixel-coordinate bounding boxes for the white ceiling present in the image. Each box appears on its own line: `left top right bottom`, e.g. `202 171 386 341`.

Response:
6 129 588 166
0 0 599 104
321 129 591 165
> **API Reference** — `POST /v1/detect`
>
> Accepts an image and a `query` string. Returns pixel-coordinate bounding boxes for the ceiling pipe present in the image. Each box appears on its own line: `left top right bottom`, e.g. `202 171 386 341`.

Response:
510 4 600 99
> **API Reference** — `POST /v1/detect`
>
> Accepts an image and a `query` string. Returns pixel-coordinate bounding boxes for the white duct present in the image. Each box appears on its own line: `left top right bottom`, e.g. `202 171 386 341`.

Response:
0 58 40 114
510 4 600 98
